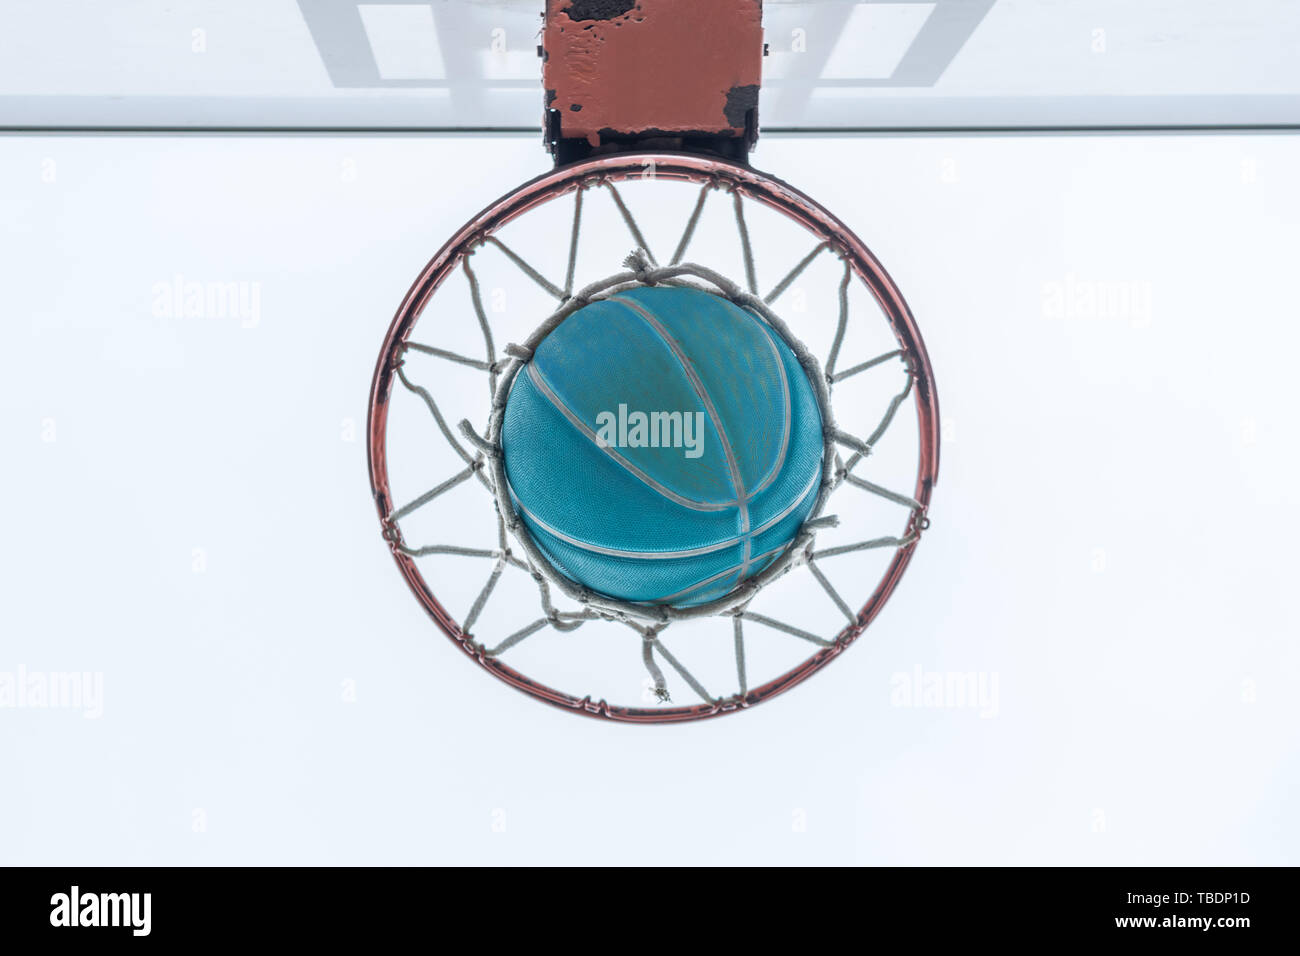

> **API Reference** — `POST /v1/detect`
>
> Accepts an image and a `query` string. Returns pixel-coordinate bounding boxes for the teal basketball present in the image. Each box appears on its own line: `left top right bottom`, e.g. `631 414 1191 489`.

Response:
501 285 823 606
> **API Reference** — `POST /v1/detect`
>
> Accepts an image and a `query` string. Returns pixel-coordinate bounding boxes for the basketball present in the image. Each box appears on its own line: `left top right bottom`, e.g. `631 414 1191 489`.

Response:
501 284 824 606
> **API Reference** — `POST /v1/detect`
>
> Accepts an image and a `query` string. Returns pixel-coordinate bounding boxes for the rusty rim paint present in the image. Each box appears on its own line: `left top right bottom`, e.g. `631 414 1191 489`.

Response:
368 152 940 723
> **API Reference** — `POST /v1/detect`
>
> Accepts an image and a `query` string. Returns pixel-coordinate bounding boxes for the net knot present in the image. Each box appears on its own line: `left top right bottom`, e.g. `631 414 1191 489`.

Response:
788 543 814 569
623 249 657 284
458 419 498 458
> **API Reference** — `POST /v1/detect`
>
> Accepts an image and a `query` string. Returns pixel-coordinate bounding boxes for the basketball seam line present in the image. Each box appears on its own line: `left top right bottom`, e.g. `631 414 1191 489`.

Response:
609 294 754 575
523 362 736 511
655 474 819 600
742 317 794 501
506 468 819 561
522 301 796 516
514 500 739 560
656 543 790 604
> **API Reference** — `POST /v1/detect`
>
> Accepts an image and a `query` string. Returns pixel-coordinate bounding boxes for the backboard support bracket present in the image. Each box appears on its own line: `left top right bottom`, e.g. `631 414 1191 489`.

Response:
542 0 763 166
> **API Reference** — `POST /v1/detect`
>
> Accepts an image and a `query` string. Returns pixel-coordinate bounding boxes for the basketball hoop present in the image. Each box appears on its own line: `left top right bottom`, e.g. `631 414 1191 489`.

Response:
368 153 939 720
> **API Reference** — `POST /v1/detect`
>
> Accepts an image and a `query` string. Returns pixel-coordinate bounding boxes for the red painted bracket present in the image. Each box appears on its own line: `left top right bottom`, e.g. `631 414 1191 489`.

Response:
542 0 764 164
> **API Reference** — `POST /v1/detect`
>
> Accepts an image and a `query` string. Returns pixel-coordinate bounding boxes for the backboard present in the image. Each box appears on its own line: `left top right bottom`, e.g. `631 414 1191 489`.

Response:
1 0 1296 132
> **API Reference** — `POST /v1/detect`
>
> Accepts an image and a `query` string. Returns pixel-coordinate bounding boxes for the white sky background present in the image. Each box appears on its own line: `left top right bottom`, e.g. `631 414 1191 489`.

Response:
0 132 1296 865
